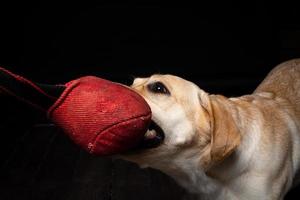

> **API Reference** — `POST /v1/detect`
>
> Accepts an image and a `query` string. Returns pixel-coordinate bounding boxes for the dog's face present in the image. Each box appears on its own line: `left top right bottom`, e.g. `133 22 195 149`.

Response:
121 74 240 180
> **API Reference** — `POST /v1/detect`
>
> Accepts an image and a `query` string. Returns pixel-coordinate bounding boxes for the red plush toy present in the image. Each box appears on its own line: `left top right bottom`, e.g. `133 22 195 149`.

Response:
0 67 151 155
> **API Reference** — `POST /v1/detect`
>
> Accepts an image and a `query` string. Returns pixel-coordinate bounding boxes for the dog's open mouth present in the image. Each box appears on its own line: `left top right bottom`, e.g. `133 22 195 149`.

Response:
138 120 165 149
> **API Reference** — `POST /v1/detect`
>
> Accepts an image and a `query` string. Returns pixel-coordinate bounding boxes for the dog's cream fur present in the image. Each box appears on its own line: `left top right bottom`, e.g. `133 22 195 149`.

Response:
122 59 300 200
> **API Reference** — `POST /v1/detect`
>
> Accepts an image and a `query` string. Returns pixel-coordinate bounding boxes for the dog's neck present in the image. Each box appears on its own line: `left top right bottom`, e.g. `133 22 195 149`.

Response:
159 158 236 200
153 145 238 199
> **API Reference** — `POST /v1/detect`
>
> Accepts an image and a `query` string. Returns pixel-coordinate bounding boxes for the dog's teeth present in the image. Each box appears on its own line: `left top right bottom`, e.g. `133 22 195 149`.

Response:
145 130 157 139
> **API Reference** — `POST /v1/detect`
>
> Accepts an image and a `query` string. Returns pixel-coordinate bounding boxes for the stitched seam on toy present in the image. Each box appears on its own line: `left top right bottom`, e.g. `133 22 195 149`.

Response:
47 80 80 119
90 112 151 153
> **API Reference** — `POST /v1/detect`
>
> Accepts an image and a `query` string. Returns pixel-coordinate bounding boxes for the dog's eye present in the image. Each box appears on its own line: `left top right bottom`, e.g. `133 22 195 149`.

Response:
147 81 170 95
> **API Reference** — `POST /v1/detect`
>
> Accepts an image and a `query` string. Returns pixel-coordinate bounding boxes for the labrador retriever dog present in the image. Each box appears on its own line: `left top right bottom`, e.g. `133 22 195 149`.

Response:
121 59 300 200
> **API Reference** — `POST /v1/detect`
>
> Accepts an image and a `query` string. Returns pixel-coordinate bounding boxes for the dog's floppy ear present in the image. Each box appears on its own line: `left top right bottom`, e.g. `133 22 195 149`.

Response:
198 92 241 167
209 96 241 166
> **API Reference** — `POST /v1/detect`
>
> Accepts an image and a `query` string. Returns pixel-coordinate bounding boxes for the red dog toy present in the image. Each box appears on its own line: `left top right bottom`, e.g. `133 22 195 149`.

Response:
0 67 151 155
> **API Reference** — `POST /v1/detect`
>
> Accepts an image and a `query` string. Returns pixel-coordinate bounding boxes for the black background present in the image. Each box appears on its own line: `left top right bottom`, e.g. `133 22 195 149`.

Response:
0 1 300 199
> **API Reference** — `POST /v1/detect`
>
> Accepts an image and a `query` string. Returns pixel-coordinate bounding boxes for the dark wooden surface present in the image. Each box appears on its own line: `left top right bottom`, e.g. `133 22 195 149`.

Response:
0 96 187 200
0 125 186 200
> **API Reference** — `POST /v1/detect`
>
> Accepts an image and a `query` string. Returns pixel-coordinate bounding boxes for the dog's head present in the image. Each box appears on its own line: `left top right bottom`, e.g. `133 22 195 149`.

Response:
121 74 241 179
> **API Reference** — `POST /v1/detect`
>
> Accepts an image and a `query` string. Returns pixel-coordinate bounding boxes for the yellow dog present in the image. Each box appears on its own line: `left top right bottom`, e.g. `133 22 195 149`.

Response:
121 59 300 200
